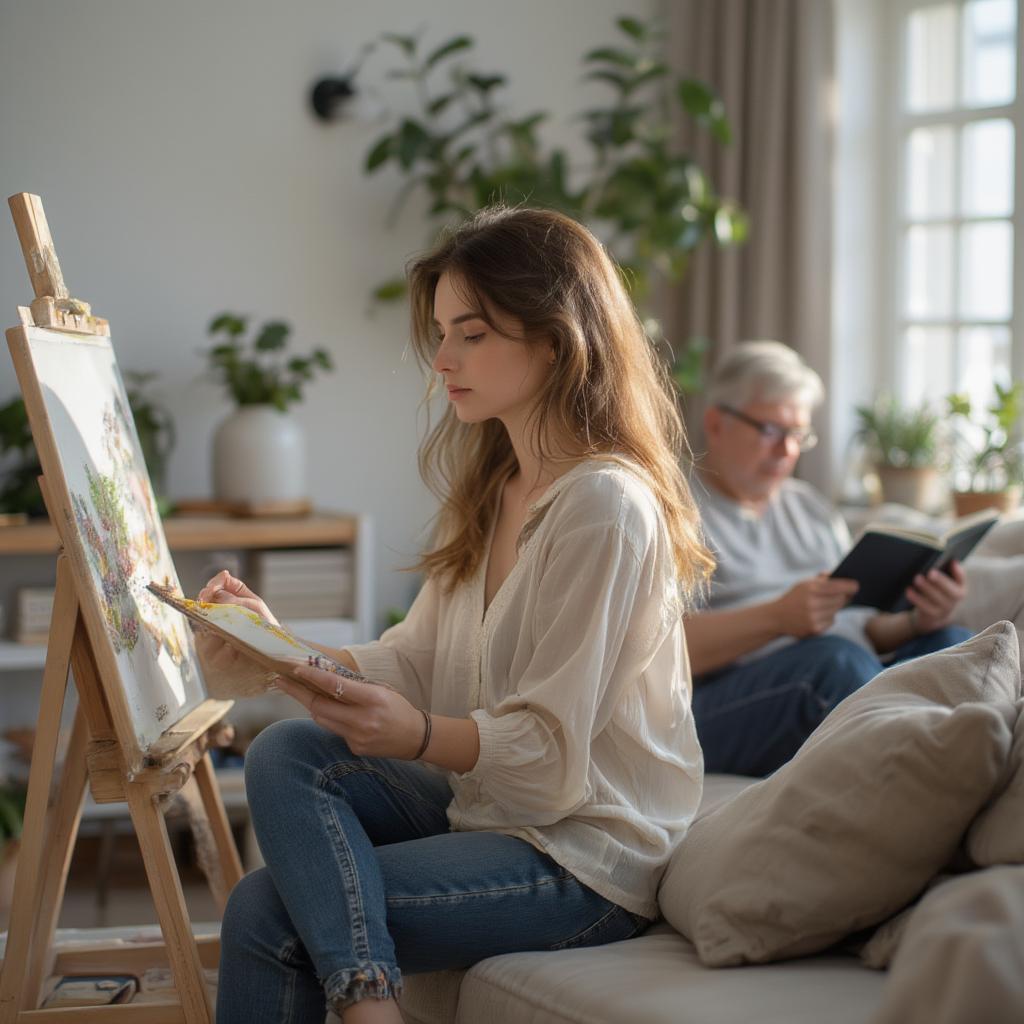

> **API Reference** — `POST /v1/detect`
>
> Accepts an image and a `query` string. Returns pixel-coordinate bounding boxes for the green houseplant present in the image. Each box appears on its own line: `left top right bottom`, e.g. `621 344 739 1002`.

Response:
946 383 1024 516
204 314 334 506
359 15 744 393
0 397 45 519
205 315 333 411
854 396 942 510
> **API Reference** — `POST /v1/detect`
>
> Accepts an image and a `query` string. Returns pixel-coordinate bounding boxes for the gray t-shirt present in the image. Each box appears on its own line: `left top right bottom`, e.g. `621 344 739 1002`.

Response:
695 476 875 664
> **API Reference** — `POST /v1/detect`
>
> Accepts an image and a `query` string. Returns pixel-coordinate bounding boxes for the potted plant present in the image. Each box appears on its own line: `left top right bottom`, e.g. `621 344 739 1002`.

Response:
854 396 942 510
124 371 176 516
946 383 1024 516
204 314 333 507
357 15 745 381
0 780 26 920
0 396 45 520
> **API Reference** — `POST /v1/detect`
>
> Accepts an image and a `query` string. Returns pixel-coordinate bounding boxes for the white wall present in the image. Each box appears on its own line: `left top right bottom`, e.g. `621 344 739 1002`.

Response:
0 0 655 631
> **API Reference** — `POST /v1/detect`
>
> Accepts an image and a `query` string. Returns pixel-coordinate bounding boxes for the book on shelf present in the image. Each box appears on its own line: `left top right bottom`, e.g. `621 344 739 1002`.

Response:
15 586 55 645
830 508 999 612
251 546 354 618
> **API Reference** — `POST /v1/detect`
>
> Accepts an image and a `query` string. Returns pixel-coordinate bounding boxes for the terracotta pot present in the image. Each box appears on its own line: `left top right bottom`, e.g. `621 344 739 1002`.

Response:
951 487 1022 518
875 465 942 511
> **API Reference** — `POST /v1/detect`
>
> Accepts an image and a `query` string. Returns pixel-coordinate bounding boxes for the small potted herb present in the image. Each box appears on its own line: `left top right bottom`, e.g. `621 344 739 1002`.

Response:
204 315 333 508
854 396 942 510
946 383 1024 516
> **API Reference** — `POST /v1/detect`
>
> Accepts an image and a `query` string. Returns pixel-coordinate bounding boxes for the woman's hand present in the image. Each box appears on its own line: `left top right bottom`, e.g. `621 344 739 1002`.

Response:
905 560 968 633
198 570 278 624
192 570 277 673
276 662 429 760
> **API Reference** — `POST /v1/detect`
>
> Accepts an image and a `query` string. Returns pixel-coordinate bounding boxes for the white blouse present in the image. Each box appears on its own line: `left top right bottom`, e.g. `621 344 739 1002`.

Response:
345 457 703 918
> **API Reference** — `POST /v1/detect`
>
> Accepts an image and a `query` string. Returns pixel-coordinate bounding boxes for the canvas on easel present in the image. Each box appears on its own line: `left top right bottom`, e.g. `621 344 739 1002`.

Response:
0 193 242 1024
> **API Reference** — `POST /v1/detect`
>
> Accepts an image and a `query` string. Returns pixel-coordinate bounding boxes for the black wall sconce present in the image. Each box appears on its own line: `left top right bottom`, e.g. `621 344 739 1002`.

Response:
310 76 358 121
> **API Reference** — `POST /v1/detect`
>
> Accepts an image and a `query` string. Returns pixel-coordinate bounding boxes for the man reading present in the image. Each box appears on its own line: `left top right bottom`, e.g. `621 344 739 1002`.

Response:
686 341 970 776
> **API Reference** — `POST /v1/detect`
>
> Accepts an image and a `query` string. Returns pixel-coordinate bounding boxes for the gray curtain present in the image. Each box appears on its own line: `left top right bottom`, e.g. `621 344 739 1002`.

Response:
665 0 836 491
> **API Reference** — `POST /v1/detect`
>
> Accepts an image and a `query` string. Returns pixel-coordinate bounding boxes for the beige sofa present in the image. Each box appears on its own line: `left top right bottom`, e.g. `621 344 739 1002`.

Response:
399 621 1024 1024
398 777 888 1024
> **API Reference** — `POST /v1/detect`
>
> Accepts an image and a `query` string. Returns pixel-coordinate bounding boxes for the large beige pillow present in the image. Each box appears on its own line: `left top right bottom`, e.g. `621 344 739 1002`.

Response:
959 555 1024 635
659 622 1020 967
871 865 1024 1024
967 696 1024 866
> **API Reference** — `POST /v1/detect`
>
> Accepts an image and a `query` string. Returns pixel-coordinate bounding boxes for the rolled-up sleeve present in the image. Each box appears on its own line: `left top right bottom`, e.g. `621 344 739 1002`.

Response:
344 576 439 707
452 521 659 827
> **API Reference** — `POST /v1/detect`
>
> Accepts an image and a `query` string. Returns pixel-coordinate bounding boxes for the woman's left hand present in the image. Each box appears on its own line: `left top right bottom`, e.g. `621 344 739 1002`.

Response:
276 663 428 760
905 560 968 633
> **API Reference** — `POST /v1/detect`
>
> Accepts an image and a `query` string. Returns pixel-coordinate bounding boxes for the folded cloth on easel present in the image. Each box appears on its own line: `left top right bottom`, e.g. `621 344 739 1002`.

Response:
658 622 1021 967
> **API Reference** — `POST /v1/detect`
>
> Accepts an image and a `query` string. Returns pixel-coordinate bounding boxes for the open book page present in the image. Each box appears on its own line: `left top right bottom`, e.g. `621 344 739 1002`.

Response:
941 508 1001 547
147 583 373 695
854 508 999 550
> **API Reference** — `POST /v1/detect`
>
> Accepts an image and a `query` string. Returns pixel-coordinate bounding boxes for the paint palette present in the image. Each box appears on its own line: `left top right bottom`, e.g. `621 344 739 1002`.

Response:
146 582 370 690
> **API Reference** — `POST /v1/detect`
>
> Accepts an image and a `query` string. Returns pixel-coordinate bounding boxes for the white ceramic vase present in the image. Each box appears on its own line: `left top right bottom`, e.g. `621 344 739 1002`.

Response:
212 405 306 504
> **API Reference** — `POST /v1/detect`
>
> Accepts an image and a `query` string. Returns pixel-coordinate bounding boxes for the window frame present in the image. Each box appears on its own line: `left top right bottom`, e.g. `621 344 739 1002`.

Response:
881 0 1024 406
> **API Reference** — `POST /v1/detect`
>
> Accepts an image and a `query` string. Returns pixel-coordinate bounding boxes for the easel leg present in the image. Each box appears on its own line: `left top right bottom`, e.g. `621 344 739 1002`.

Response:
0 557 77 1021
24 703 90 1008
125 784 213 1024
194 752 244 902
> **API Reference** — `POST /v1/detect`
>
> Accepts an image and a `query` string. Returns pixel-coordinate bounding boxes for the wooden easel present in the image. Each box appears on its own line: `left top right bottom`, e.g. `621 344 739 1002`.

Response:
0 194 244 1023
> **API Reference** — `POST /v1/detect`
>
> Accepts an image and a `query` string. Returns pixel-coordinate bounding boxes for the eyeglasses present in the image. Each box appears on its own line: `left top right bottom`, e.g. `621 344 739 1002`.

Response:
717 404 818 452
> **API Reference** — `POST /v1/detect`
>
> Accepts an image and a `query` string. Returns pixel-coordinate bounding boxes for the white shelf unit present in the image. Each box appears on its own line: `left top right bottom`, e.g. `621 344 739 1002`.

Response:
0 511 375 675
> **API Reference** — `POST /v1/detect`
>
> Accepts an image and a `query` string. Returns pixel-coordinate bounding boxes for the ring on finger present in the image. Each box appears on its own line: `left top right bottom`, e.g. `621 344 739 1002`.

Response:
334 678 345 699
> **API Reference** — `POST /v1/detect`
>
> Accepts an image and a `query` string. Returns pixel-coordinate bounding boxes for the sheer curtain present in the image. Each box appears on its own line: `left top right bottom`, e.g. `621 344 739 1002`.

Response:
665 0 836 492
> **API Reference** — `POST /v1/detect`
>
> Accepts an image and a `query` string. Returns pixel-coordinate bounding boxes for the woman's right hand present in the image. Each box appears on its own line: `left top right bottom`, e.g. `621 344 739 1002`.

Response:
198 570 278 624
193 570 277 672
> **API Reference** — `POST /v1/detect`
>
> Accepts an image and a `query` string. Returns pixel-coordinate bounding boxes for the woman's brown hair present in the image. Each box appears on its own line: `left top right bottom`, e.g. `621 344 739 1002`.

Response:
406 205 713 600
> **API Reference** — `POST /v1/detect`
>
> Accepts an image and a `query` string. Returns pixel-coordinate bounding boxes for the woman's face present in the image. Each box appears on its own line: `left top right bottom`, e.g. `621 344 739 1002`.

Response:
431 271 554 429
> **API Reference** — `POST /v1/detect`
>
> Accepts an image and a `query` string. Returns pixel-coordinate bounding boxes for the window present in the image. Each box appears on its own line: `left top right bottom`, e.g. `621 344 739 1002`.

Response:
891 0 1019 414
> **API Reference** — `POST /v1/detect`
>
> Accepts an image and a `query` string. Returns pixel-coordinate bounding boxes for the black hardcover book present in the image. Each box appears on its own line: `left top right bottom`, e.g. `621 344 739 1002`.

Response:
830 509 999 611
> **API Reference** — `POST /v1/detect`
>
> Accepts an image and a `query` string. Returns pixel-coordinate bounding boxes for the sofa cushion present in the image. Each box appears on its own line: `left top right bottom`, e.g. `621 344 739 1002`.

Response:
871 865 1024 1024
452 923 885 1024
967 696 1024 865
658 622 1019 967
398 775 759 1024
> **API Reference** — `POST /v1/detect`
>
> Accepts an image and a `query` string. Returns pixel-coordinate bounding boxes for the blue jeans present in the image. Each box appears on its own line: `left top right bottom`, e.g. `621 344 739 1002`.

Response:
692 626 972 777
216 719 648 1022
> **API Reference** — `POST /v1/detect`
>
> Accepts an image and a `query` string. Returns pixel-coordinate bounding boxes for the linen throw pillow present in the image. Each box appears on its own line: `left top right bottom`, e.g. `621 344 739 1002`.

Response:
659 622 1020 967
967 697 1024 866
871 865 1024 1024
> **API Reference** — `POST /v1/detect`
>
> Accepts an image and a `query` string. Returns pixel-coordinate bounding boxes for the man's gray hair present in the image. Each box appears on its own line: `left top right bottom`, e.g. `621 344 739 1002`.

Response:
705 340 825 410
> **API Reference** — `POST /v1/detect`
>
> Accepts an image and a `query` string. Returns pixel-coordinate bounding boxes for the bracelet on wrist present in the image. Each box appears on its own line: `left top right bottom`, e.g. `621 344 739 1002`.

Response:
413 708 432 760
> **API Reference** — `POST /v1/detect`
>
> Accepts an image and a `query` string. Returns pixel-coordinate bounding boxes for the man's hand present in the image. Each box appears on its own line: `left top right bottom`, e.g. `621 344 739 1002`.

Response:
905 560 968 633
772 574 861 638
